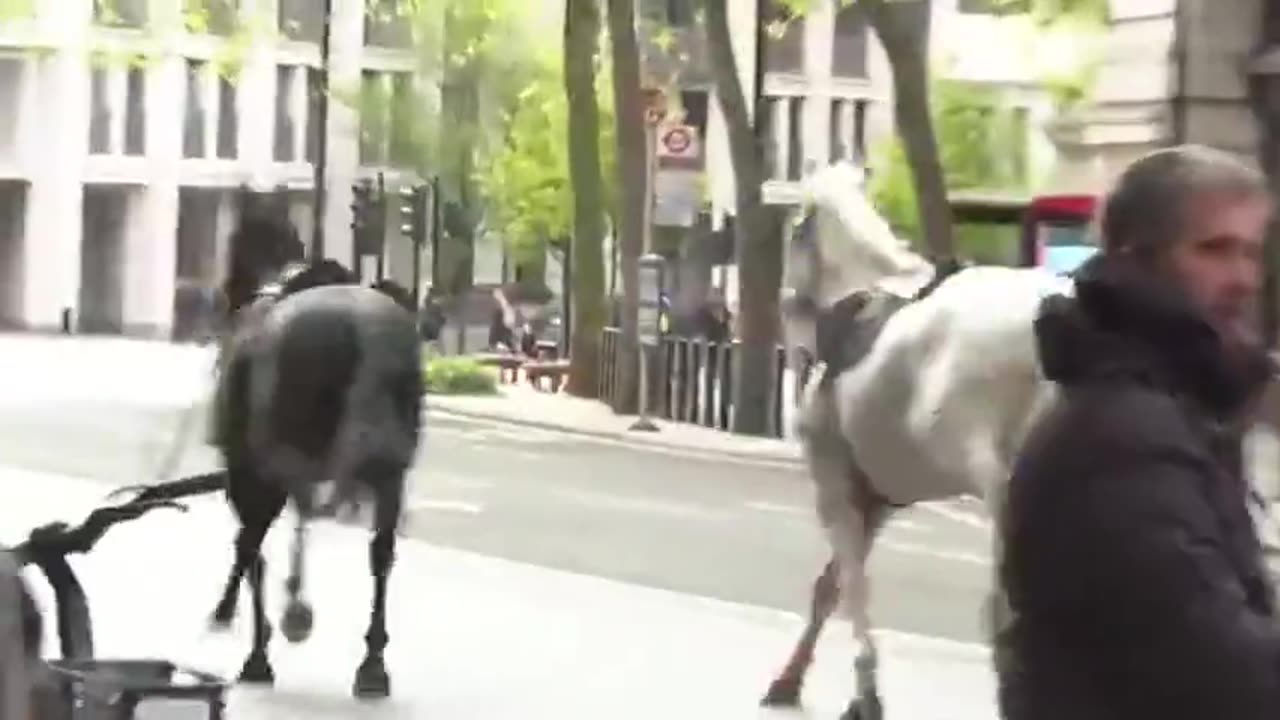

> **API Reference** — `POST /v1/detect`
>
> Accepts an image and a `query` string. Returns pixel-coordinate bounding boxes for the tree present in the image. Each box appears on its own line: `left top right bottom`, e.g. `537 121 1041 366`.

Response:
605 0 647 414
563 0 611 397
704 0 788 435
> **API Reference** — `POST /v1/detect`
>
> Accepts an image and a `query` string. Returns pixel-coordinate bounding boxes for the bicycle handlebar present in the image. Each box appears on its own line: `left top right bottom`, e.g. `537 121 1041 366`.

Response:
10 471 227 660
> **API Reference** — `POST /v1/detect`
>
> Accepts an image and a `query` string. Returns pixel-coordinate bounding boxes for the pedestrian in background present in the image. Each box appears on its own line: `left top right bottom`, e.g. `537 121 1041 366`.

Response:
997 145 1280 720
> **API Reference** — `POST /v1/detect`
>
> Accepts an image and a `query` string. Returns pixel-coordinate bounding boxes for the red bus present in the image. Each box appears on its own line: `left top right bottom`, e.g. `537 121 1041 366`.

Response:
948 192 1097 274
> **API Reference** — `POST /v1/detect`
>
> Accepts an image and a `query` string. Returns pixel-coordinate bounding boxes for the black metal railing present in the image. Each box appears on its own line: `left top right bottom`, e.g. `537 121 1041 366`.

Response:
598 327 815 438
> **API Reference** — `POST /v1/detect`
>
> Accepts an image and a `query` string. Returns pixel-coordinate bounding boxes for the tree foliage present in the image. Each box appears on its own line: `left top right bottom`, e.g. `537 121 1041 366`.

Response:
869 78 1031 262
476 46 618 264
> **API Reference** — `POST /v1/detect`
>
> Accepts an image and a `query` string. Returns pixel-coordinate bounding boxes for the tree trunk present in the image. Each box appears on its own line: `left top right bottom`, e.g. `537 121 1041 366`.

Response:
864 0 954 263
606 0 646 413
564 0 607 397
1251 2 1280 345
705 0 785 436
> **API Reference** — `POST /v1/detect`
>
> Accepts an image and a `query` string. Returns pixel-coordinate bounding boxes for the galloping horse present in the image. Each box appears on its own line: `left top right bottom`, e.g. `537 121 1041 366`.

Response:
761 161 1280 720
207 208 425 699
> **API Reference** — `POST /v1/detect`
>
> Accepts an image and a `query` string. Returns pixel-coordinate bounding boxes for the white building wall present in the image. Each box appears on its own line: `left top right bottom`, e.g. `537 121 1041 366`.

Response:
4 0 418 337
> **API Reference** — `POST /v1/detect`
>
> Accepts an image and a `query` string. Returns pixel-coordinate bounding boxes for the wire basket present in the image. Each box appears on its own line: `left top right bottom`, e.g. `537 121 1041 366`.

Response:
32 659 228 720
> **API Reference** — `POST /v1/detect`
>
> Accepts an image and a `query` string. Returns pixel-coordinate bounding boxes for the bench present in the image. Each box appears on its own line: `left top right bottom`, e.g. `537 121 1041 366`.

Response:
471 353 525 384
524 359 571 393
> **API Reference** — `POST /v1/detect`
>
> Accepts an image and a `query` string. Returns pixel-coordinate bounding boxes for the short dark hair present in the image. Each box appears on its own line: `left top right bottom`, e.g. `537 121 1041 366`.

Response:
1099 144 1269 259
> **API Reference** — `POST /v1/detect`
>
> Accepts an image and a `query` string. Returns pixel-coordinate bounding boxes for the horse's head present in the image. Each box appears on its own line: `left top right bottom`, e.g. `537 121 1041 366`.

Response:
782 161 934 359
222 207 305 319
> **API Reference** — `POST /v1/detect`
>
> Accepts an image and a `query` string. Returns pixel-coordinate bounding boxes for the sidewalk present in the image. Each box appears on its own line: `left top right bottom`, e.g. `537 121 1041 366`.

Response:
0 333 215 408
428 382 805 467
5 466 996 719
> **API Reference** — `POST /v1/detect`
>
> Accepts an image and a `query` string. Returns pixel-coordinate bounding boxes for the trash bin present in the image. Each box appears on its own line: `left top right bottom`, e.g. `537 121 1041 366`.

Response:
32 659 228 720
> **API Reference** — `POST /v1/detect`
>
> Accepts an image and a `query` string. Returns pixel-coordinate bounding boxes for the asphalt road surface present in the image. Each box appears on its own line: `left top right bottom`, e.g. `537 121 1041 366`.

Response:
0 394 992 645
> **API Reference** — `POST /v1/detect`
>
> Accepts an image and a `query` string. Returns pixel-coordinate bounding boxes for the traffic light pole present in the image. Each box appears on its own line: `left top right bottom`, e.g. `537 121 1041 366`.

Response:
310 0 334 263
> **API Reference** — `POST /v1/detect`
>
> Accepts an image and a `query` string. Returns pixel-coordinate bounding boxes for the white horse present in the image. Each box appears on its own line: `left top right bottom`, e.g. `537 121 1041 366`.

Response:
762 161 1280 720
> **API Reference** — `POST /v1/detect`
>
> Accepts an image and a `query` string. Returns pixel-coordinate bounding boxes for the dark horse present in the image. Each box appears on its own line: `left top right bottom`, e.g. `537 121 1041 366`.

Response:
207 209 424 699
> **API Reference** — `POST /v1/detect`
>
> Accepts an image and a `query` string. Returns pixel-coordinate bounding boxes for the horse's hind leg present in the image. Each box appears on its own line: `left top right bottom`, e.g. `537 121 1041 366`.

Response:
238 554 275 684
761 556 839 707
353 470 403 700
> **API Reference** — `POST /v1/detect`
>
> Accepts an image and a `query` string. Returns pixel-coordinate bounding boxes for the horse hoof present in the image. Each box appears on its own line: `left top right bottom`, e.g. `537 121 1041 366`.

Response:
209 604 235 631
237 654 275 686
280 601 314 643
760 677 802 707
352 660 390 700
840 694 884 720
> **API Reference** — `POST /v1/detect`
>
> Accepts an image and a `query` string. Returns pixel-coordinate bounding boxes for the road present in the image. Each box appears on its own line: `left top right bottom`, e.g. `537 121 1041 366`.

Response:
0 390 992 646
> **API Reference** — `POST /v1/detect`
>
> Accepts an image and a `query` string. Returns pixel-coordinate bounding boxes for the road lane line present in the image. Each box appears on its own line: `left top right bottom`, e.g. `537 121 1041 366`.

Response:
878 539 990 566
552 487 724 520
406 498 484 514
919 501 991 531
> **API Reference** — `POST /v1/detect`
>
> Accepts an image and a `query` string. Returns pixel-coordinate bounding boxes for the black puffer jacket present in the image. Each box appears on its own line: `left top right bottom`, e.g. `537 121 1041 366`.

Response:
997 254 1279 720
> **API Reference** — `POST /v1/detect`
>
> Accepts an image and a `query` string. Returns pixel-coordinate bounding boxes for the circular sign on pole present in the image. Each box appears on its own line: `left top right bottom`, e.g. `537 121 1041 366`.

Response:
661 126 692 155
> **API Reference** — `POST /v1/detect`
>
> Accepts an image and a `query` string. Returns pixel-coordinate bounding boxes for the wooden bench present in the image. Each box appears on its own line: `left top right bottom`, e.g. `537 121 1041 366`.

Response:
524 359 571 393
471 353 525 384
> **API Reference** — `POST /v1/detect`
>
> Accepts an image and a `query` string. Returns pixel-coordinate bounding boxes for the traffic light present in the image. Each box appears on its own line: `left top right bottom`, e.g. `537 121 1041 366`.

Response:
398 184 428 248
350 180 374 236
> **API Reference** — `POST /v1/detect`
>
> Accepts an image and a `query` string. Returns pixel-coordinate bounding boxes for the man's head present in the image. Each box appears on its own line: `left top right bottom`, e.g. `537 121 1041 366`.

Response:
1099 144 1272 342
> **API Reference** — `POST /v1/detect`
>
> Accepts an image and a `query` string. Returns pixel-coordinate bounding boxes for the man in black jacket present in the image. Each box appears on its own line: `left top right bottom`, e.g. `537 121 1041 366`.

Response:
998 144 1279 720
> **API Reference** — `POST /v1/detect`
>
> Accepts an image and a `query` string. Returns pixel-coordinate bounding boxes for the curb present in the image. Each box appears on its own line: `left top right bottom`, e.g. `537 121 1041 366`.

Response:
424 404 806 469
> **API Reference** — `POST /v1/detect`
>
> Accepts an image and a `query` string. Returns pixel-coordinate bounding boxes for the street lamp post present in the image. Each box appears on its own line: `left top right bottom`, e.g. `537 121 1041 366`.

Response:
310 0 334 263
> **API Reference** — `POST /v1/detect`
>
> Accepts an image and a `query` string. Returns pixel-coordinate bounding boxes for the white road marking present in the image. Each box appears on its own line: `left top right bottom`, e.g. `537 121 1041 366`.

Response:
919 501 991 531
552 487 723 520
743 500 808 516
879 539 990 566
407 498 484 514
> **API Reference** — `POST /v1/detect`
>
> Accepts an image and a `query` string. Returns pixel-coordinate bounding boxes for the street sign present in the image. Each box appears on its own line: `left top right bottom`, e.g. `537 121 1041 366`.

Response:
653 169 699 227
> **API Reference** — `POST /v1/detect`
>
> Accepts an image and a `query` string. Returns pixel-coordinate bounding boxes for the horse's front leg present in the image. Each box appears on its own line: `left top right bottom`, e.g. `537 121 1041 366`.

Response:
761 556 839 707
353 474 403 700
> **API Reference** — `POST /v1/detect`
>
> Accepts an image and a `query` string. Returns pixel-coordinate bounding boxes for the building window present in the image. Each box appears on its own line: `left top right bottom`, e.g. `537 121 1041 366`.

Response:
365 0 412 48
89 66 111 154
274 65 297 162
665 0 693 25
359 70 387 166
185 0 238 35
123 66 146 155
0 58 24 160
759 96 780 180
388 72 415 166
958 0 1027 13
183 60 207 158
216 74 238 159
305 68 322 164
278 0 323 43
93 0 147 28
828 99 845 163
763 1 805 74
832 2 869 79
851 99 867 161
786 96 804 181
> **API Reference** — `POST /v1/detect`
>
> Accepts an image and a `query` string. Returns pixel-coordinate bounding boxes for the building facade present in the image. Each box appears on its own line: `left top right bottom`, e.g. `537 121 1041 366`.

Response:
0 0 420 339
1047 0 1262 190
